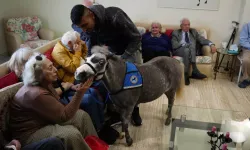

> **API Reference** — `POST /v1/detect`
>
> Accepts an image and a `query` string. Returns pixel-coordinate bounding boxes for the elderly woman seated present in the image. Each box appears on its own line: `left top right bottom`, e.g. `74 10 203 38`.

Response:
142 22 172 62
9 53 97 150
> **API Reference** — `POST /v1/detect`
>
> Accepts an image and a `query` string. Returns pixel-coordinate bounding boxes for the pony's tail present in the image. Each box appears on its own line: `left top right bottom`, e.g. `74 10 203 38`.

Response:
176 63 185 99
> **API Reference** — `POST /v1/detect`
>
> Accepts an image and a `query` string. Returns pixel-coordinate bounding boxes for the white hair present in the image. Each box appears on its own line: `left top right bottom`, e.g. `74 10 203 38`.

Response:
61 31 80 46
22 53 47 86
8 47 34 77
151 21 162 29
180 18 190 25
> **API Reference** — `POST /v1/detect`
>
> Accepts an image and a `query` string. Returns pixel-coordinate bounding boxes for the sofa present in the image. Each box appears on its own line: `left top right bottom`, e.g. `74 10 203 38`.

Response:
135 22 214 77
0 37 61 147
4 16 55 55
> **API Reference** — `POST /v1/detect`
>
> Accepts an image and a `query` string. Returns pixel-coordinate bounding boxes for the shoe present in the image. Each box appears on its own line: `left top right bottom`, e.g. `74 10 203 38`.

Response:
131 106 142 126
185 73 190 85
238 80 250 88
97 124 119 145
191 71 207 79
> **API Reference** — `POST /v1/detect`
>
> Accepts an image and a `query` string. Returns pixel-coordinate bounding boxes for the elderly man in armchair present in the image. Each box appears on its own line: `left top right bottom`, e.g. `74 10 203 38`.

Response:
172 18 216 85
239 22 250 88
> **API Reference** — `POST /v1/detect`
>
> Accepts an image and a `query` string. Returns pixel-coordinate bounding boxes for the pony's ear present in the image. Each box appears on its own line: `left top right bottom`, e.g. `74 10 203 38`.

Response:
107 52 114 59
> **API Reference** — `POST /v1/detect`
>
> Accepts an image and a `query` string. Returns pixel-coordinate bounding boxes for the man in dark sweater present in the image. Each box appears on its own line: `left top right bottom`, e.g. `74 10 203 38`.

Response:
70 4 142 126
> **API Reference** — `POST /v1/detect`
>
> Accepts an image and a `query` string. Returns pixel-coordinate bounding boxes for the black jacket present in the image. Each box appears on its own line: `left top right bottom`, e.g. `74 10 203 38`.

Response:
88 5 141 55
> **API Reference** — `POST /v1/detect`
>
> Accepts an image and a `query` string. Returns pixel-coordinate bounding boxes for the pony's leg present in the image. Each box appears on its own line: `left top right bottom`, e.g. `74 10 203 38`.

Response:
165 90 175 126
120 107 134 146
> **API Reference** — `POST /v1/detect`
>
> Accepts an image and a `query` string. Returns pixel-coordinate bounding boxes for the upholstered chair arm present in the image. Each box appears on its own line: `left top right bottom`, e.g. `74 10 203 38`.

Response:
5 32 23 55
202 45 212 57
38 28 55 41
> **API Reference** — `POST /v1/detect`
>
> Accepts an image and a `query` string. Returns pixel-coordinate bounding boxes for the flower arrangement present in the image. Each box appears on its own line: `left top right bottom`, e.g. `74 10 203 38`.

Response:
207 126 232 150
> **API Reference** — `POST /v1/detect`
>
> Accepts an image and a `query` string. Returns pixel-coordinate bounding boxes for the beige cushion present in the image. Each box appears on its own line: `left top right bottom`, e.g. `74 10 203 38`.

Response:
21 39 50 49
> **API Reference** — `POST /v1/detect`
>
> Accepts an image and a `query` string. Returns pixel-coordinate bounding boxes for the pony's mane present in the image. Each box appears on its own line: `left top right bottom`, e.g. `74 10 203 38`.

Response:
91 45 122 62
91 45 110 56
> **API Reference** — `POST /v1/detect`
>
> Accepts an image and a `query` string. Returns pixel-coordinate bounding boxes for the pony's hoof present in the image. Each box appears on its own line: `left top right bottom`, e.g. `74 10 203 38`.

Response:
165 118 171 126
126 137 133 146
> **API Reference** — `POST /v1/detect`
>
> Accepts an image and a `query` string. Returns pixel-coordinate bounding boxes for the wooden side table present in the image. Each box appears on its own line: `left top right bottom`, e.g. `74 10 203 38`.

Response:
214 48 239 81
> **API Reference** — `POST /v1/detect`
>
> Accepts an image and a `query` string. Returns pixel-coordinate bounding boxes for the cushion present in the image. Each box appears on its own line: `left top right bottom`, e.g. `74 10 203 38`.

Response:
173 56 212 64
6 16 42 41
44 47 54 61
165 29 174 38
198 29 207 39
20 39 50 49
0 72 19 89
137 27 146 36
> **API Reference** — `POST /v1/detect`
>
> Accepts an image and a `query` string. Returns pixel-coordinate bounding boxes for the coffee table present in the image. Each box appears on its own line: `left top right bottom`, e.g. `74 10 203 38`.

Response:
168 106 247 150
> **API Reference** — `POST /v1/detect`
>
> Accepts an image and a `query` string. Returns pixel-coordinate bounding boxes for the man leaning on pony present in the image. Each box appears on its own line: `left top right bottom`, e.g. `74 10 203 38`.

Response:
172 18 216 85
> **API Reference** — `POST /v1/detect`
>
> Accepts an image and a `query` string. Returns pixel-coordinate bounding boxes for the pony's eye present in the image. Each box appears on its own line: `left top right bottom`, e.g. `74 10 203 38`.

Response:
99 60 105 65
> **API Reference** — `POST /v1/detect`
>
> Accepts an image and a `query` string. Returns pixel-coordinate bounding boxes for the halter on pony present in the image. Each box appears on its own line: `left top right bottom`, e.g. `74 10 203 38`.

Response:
83 54 143 96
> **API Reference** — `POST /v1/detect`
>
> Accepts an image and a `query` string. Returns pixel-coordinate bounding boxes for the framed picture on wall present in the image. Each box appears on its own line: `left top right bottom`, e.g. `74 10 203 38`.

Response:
158 0 220 11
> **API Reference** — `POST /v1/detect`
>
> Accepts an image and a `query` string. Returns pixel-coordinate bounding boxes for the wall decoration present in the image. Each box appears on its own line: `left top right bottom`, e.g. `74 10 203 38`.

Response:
158 0 220 11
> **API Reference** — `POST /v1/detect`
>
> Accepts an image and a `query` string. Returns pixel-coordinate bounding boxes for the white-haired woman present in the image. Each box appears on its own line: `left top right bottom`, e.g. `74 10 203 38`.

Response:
9 53 97 150
8 47 34 78
142 22 172 62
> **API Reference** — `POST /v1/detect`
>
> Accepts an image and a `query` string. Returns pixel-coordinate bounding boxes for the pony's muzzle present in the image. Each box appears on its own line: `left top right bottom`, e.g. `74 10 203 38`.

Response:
75 70 95 83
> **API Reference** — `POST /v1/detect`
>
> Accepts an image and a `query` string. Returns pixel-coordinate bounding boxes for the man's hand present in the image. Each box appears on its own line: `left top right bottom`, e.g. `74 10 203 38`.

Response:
61 82 74 91
210 45 217 53
6 140 21 150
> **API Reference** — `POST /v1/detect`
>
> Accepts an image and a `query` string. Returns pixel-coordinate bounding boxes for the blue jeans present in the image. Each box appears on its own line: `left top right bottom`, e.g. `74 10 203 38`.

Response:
60 87 105 131
21 137 64 150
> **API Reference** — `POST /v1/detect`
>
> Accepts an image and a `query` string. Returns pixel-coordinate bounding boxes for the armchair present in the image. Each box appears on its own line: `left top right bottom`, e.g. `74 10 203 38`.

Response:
4 16 55 55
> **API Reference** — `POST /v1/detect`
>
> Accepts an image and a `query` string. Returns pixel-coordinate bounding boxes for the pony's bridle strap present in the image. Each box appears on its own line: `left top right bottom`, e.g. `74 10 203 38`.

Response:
84 62 108 79
85 62 97 74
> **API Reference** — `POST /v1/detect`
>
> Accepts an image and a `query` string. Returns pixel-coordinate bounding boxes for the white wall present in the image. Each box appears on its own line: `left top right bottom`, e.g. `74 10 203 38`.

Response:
241 0 250 26
0 0 23 55
97 0 243 46
0 0 249 55
18 0 83 38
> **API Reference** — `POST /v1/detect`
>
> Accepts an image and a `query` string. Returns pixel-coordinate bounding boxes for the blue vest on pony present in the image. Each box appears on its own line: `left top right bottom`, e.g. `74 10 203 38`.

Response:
123 62 143 89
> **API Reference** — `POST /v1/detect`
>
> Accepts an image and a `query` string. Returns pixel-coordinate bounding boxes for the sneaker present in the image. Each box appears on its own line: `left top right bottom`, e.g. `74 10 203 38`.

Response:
191 71 207 79
185 73 190 85
131 106 142 126
238 80 250 88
